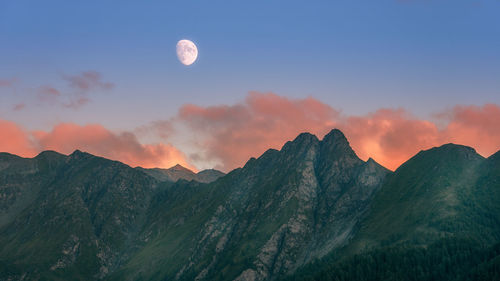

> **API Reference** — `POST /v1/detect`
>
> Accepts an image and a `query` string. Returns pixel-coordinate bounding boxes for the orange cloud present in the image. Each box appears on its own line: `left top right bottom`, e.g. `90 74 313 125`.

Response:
339 105 500 170
175 92 500 171
2 94 500 173
339 109 442 170
0 121 193 171
0 120 37 157
177 92 339 170
443 104 500 157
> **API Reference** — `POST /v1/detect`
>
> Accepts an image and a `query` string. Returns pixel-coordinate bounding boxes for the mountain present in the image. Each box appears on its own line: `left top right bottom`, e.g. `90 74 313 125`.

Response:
0 150 161 280
347 144 500 252
1 130 499 281
289 144 500 281
108 129 389 281
137 164 225 183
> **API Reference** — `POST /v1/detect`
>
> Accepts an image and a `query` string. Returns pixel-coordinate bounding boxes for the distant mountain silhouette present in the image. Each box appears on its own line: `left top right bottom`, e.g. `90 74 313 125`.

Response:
137 164 225 183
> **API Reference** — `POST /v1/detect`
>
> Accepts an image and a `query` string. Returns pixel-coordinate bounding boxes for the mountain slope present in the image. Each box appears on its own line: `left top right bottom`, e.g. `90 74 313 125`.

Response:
111 129 390 281
2 131 498 281
290 146 500 281
0 150 161 280
347 144 493 252
288 238 500 281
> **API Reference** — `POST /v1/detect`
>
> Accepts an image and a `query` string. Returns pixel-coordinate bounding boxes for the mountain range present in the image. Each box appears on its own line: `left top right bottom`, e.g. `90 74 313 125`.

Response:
0 129 499 281
137 164 225 183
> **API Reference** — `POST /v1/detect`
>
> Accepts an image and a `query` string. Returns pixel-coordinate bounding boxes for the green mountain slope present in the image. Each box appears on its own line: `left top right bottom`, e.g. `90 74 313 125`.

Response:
289 145 500 281
287 238 500 281
348 144 500 252
1 131 499 281
0 150 161 280
0 129 390 280
0 151 67 228
110 129 389 281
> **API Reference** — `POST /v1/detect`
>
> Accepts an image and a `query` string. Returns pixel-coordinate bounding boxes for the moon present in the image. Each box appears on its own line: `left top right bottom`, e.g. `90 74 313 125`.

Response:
176 39 198 66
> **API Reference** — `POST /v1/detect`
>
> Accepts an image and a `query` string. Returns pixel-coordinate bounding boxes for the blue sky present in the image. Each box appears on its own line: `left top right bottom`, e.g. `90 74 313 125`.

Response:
1 0 500 170
2 0 499 130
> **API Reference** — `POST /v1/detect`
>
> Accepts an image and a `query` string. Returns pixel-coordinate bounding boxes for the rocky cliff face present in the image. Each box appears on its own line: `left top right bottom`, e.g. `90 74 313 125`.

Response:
213 130 388 281
111 129 390 281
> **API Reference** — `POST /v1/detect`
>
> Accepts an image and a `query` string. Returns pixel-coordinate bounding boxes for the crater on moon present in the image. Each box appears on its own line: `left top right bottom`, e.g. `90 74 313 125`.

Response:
176 39 198 66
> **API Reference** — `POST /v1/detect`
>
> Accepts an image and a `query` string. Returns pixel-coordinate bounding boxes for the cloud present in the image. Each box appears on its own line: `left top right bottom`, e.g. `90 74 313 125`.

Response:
2 92 499 173
0 78 17 87
63 71 114 91
0 120 37 156
13 103 26 111
57 71 113 109
37 86 61 103
63 97 91 109
9 71 113 110
0 121 193 170
175 92 340 170
172 92 500 171
443 104 500 157
136 120 175 140
340 109 442 170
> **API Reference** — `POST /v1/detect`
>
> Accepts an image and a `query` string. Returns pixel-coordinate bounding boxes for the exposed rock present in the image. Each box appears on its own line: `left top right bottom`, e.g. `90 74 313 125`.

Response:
0 129 389 280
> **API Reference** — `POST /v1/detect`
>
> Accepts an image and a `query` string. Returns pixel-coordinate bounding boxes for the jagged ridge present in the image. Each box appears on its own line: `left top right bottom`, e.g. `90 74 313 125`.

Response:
1 130 499 281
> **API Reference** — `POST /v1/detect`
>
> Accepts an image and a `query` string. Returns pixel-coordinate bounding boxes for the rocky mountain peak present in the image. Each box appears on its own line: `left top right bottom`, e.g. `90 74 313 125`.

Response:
410 143 484 167
280 132 319 155
322 128 348 145
291 132 320 146
320 129 359 160
364 157 388 173
69 149 88 159
438 143 480 156
34 150 66 161
169 163 193 172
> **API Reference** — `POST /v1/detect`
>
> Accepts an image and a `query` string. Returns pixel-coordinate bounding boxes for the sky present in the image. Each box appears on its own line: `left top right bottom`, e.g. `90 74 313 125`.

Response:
1 0 500 172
